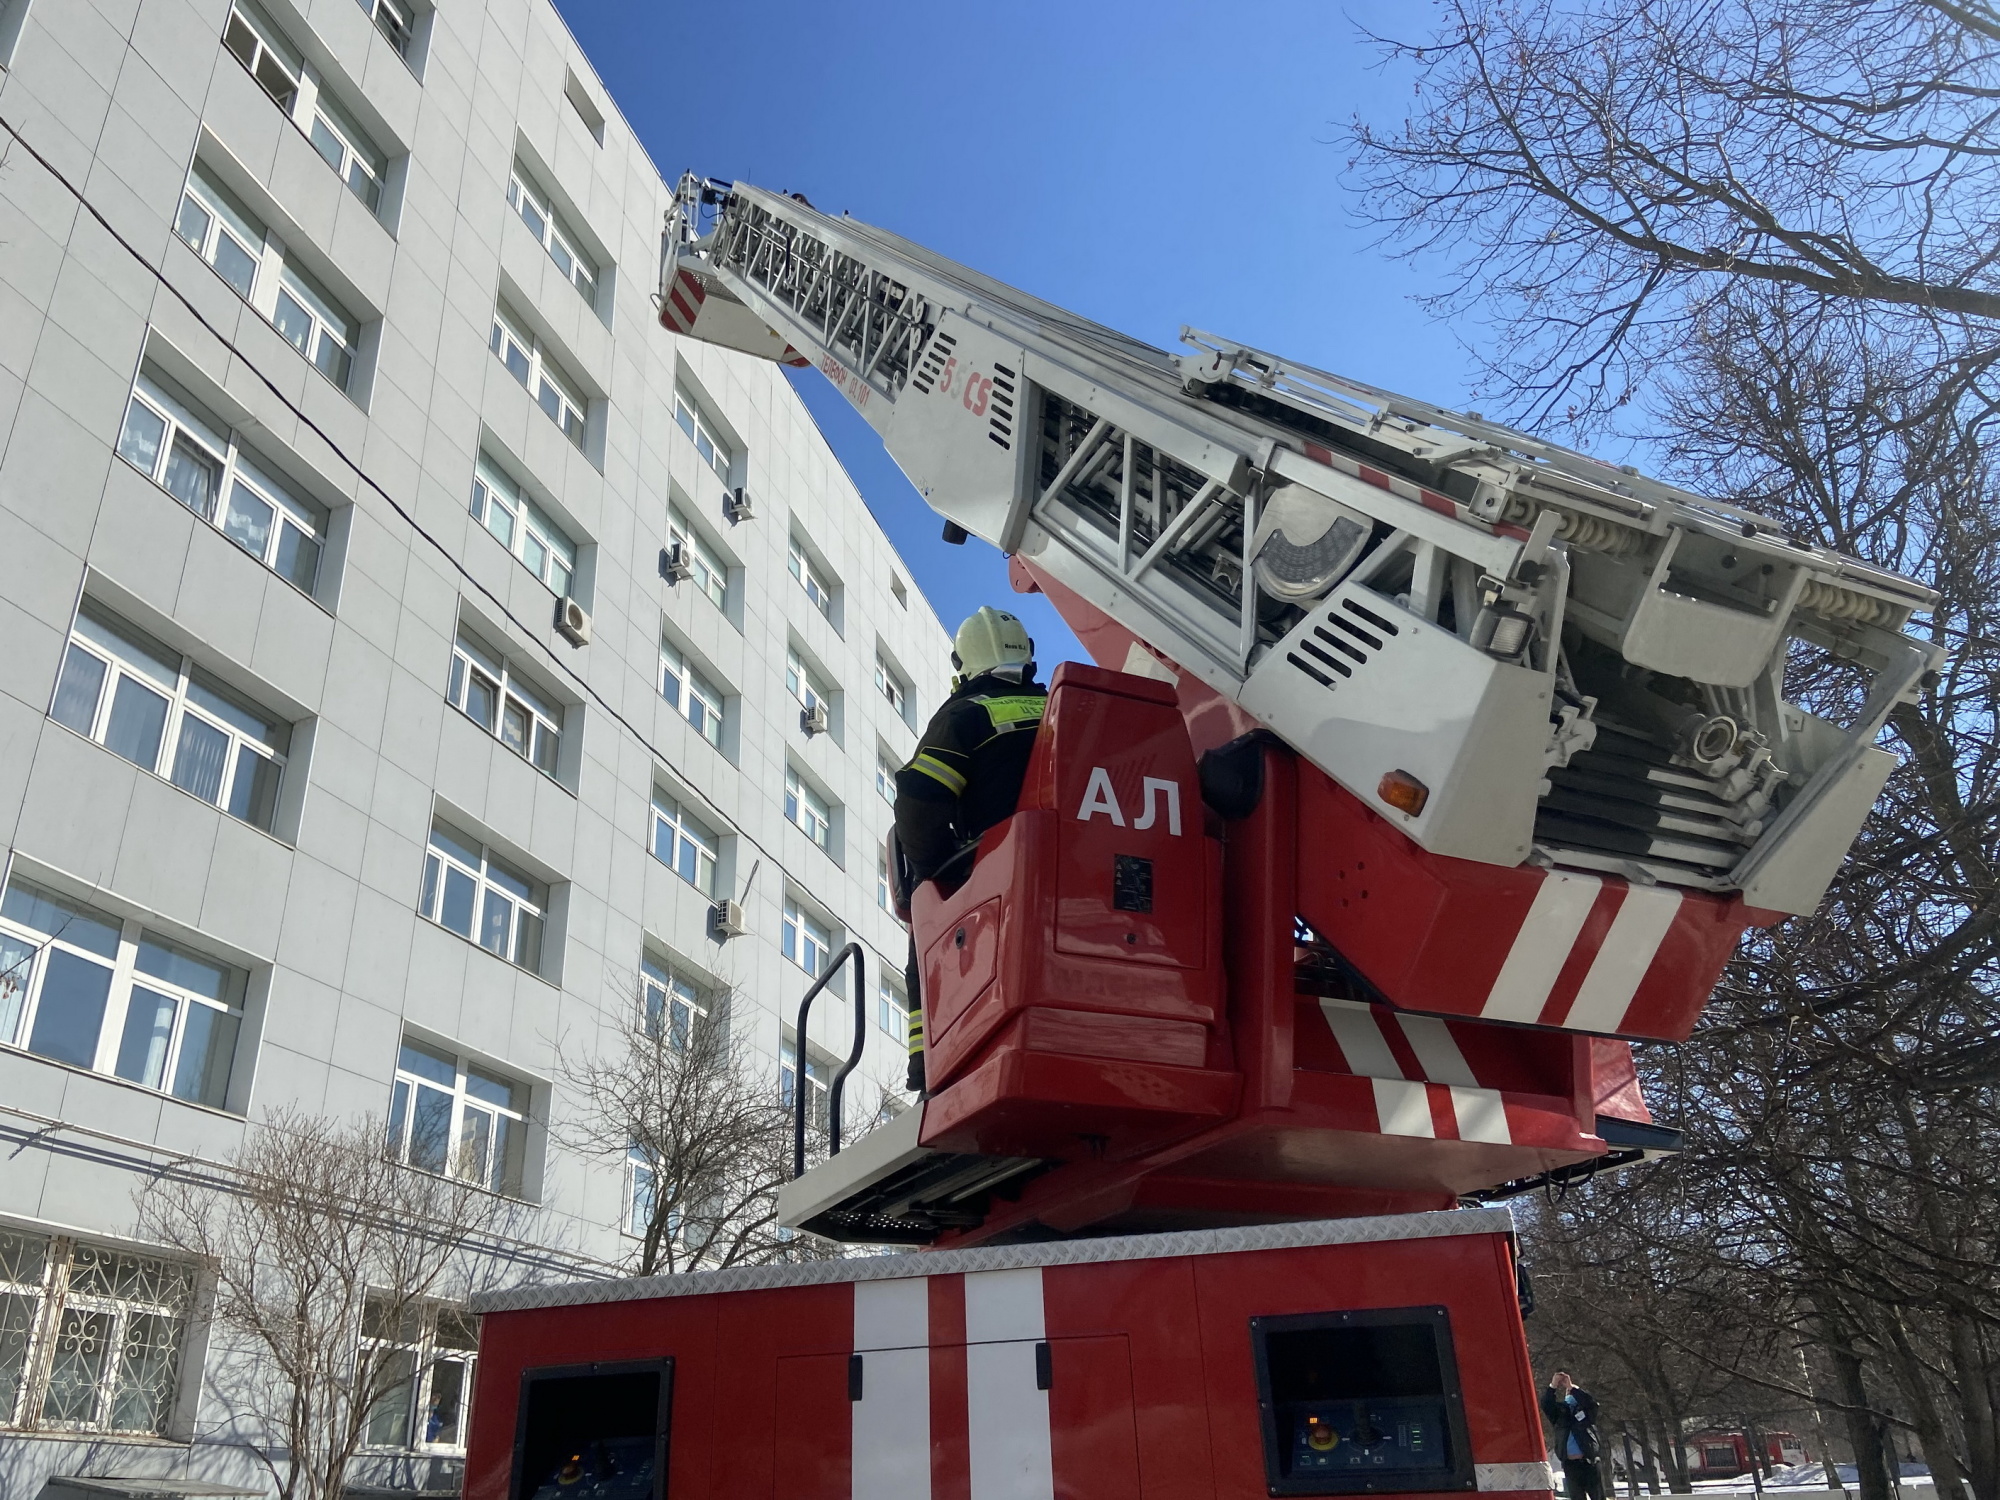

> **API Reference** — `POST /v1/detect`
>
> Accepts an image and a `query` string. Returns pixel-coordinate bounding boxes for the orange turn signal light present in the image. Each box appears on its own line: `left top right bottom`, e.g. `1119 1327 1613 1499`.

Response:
1378 770 1429 817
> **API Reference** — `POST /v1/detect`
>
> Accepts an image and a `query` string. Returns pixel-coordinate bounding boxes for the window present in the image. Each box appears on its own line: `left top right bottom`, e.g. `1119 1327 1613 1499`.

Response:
0 1229 193 1436
650 788 718 896
779 1027 832 1135
386 1036 528 1196
781 897 831 977
507 167 598 305
624 1143 661 1240
785 649 832 729
891 574 908 609
641 955 709 1049
878 977 907 1038
417 825 545 973
875 654 909 719
564 69 606 144
446 628 562 778
788 537 833 619
223 4 387 214
784 767 832 852
117 369 328 592
659 637 724 749
875 751 898 805
51 602 289 832
0 878 247 1110
492 306 587 449
360 1296 478 1453
469 455 576 596
673 388 733 483
666 506 728 611
357 0 414 56
174 160 360 390
876 852 892 913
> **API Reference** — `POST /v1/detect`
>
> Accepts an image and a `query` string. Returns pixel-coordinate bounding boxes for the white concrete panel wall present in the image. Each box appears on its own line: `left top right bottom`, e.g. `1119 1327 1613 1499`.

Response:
0 0 950 1489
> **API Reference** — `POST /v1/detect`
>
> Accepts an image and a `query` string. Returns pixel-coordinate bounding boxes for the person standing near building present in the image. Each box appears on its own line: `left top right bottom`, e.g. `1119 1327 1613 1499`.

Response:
892 607 1047 1091
1542 1370 1607 1500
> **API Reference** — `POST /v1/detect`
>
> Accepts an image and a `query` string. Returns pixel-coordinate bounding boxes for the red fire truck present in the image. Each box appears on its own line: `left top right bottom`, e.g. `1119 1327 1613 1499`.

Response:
460 180 1936 1500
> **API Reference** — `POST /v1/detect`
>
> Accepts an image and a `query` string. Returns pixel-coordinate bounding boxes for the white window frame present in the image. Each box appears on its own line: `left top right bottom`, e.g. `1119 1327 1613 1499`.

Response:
779 1026 833 1135
784 766 832 852
223 3 388 214
781 897 832 978
359 1295 479 1453
446 629 562 779
50 602 290 832
641 954 709 1050
356 0 415 58
877 977 907 1038
469 455 576 596
506 166 598 305
785 649 832 724
623 1142 660 1240
117 371 327 594
875 751 898 806
386 1034 528 1198
875 654 909 719
491 306 587 449
659 637 724 749
650 788 719 897
673 388 734 483
417 826 546 974
666 506 728 611
0 878 249 1112
174 159 360 391
0 1228 194 1437
788 536 834 619
876 852 893 913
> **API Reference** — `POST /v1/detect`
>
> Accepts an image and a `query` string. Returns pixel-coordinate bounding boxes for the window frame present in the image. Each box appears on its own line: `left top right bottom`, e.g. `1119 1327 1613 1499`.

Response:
469 455 577 596
417 826 547 974
0 1228 194 1438
788 537 834 619
641 954 710 1050
666 506 729 612
784 649 833 726
223 3 388 215
780 897 832 978
877 976 907 1038
50 602 291 833
874 653 909 720
506 167 598 306
779 1026 833 1135
0 878 250 1112
672 388 734 483
876 851 893 913
874 751 898 806
356 0 415 58
783 766 832 853
358 1295 479 1454
446 628 563 780
650 788 719 897
117 370 328 595
490 306 587 450
385 1035 529 1199
659 636 725 749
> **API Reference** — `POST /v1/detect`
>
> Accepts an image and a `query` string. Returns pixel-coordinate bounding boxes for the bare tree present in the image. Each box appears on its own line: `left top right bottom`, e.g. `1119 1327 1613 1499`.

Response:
137 1109 523 1500
554 984 824 1277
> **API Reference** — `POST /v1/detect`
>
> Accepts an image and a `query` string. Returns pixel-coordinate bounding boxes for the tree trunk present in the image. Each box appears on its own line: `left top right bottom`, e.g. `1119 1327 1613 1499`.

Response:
1649 1407 1693 1493
1876 1309 1969 1500
1948 1310 2000 1500
1828 1336 1895 1500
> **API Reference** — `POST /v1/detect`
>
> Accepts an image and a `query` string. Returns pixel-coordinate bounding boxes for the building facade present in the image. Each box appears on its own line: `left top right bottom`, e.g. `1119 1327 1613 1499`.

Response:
0 0 950 1490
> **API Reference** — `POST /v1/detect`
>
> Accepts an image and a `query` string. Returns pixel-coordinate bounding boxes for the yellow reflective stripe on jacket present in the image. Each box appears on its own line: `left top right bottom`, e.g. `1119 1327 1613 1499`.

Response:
975 694 1046 727
909 752 967 794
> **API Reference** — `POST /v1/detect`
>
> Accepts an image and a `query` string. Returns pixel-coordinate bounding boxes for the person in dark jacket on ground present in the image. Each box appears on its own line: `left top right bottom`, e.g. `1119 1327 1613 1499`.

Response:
893 607 1047 1091
1541 1371 1606 1500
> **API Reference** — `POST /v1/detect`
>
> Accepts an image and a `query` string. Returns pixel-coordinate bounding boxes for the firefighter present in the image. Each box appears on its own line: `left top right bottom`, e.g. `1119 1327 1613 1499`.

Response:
894 607 1047 1092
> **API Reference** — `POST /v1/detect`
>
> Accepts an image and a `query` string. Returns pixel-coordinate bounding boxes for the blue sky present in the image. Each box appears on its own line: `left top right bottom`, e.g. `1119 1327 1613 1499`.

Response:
553 0 1473 666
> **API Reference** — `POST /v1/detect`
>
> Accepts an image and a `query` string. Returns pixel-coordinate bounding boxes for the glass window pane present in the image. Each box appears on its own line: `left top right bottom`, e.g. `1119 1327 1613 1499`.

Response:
107 1310 184 1433
227 747 281 829
1 882 121 957
532 724 559 776
478 890 511 955
135 937 229 1002
211 233 259 300
273 290 314 356
464 670 497 730
170 714 230 804
425 1356 467 1446
409 1085 451 1173
274 522 321 591
50 644 107 736
455 1103 491 1185
171 1005 238 1107
308 117 344 172
40 1306 112 1425
28 949 114 1068
520 528 548 579
513 911 543 972
504 340 530 384
315 338 352 389
493 1111 523 1194
222 481 275 559
500 699 530 756
464 1065 519 1112
116 399 167 475
483 861 533 904
398 1038 456 1085
186 676 279 748
428 825 484 869
439 867 476 938
387 1076 409 1154
253 51 297 110
104 676 170 771
114 986 179 1090
0 1288 38 1423
161 434 220 519
365 1347 415 1447
0 931 32 1043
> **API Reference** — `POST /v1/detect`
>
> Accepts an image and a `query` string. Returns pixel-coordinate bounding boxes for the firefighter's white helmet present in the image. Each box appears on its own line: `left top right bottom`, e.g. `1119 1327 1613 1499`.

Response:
952 607 1034 678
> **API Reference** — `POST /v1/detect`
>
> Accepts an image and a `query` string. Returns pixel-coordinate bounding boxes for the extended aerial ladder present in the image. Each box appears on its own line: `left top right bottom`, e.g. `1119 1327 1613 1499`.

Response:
655 177 1942 1247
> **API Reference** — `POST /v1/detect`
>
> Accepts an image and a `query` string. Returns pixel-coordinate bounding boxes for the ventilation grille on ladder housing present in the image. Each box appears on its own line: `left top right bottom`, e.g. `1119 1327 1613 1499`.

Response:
988 362 1016 450
1285 595 1400 691
911 331 957 394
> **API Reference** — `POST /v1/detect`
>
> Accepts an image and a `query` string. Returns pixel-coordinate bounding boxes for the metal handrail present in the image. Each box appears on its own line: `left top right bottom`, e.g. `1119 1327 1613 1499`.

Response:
791 941 868 1180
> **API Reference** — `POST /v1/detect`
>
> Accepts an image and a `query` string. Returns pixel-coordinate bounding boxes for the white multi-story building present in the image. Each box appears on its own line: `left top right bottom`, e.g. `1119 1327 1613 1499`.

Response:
0 0 951 1490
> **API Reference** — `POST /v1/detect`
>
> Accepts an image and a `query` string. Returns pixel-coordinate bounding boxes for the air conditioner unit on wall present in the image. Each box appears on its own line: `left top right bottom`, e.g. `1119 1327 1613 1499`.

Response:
709 898 748 940
555 596 592 646
659 541 693 583
801 702 828 737
724 488 754 523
